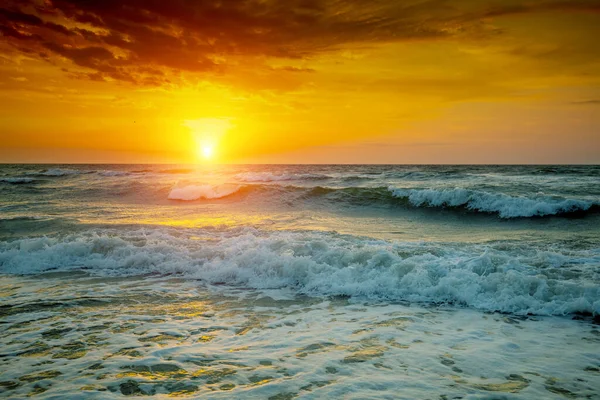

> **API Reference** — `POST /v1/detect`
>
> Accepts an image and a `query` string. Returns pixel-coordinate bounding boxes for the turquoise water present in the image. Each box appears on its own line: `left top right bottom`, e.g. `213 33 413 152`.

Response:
1 165 599 398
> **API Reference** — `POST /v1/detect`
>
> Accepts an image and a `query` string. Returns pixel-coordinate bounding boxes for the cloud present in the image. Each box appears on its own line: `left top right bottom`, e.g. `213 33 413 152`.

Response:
0 0 599 85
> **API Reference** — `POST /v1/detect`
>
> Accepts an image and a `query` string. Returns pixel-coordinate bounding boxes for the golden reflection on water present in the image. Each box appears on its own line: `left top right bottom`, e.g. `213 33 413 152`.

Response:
80 210 273 230
0 275 597 398
79 208 340 238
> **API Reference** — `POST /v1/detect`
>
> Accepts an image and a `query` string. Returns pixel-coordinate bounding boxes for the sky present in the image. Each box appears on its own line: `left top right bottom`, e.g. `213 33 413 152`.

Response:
0 0 599 164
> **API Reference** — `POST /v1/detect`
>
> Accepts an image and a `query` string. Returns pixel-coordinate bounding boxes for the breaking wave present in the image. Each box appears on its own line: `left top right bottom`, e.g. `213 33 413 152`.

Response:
389 187 597 218
160 182 599 218
168 184 242 201
242 184 597 218
0 227 598 316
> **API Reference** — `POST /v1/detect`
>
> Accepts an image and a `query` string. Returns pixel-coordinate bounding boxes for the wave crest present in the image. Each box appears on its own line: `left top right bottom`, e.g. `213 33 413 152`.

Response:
389 187 596 218
1 228 598 316
168 184 241 201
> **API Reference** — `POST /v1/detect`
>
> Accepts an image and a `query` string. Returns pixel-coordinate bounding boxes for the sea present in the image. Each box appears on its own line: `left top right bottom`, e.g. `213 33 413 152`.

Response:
0 164 599 399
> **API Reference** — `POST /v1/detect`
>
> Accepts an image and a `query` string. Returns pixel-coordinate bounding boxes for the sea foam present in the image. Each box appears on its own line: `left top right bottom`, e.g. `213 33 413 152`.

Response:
390 187 596 218
1 228 598 316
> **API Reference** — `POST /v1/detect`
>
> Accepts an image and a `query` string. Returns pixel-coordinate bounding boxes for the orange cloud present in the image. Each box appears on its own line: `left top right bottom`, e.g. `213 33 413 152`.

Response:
3 0 596 87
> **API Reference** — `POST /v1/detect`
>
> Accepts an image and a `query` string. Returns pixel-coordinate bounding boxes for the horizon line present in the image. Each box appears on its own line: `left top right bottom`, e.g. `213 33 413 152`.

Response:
1 162 599 166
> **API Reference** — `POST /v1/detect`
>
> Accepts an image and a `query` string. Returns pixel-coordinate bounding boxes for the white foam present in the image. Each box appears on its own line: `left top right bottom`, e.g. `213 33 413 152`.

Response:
390 187 595 218
1 228 598 316
1 273 599 399
168 184 241 201
235 172 330 182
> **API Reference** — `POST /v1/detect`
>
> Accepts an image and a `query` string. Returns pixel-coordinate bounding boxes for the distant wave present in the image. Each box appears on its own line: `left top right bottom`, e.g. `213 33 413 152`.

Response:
113 168 193 175
30 168 184 178
127 168 194 175
1 227 598 316
235 172 332 182
389 187 597 218
168 184 242 201
339 174 379 181
37 168 82 177
0 177 36 184
97 170 130 177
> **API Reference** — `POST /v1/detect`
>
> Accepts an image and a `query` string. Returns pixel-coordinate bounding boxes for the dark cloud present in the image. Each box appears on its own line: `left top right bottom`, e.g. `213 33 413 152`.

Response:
0 24 41 40
0 8 74 36
0 0 598 85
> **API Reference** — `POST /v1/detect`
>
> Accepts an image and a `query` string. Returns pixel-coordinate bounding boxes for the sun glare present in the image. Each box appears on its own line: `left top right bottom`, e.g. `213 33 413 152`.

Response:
201 144 214 159
184 118 231 162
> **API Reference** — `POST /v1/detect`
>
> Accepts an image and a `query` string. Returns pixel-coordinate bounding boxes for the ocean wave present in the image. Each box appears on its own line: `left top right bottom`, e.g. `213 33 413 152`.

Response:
339 174 379 181
0 177 36 184
168 184 242 201
0 228 598 316
37 168 82 177
97 170 130 177
300 186 398 205
389 187 597 218
190 183 598 218
235 172 331 182
127 168 193 175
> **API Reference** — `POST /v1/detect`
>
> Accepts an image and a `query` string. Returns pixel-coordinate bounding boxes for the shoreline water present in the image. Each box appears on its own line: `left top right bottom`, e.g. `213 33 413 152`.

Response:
1 274 599 399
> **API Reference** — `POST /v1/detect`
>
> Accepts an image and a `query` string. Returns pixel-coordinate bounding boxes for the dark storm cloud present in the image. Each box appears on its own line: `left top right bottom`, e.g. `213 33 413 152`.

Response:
0 0 598 85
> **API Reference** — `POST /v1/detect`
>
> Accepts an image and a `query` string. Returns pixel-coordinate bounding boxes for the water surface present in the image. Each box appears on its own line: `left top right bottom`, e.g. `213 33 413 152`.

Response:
1 164 599 398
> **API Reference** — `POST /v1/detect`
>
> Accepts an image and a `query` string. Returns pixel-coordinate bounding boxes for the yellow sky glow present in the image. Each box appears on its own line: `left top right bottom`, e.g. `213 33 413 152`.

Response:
0 0 598 163
184 118 231 162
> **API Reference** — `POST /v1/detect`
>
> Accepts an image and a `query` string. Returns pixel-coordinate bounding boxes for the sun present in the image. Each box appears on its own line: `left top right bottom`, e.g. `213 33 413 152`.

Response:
201 144 214 159
183 118 231 162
